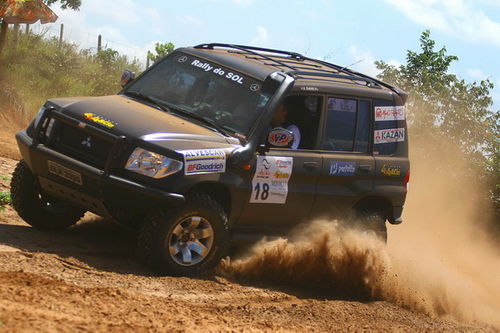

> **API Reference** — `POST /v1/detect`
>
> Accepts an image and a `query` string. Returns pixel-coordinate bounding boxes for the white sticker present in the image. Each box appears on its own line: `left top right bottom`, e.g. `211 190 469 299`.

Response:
178 149 226 175
374 128 405 144
250 156 293 204
374 106 406 121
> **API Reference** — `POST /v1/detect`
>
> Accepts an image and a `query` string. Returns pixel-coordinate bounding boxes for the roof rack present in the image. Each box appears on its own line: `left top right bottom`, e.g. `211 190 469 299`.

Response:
193 43 403 95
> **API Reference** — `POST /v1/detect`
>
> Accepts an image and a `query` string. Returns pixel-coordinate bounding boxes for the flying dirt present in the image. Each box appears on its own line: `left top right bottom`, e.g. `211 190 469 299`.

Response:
222 136 500 328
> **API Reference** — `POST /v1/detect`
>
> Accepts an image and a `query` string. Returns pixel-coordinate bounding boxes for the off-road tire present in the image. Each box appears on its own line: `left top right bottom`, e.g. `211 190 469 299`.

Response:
137 192 229 276
10 160 85 230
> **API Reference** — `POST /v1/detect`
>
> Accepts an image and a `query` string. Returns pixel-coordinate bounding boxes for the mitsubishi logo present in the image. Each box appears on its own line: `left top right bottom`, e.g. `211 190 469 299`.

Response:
81 136 92 148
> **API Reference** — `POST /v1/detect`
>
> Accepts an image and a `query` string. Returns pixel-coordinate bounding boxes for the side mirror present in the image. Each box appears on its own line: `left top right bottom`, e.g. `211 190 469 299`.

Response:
267 127 294 148
261 72 286 94
120 70 136 87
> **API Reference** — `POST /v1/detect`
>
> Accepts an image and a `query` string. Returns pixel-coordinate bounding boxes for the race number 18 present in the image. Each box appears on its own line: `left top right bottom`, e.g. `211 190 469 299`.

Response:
253 182 270 201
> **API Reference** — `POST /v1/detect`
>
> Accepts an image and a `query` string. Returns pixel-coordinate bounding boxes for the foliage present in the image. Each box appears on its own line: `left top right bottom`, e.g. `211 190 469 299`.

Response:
376 30 499 215
43 0 81 10
0 191 10 211
0 30 142 115
147 42 174 65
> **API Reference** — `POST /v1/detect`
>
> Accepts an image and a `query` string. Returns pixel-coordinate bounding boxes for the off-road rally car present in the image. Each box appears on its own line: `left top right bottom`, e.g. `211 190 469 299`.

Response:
12 44 410 276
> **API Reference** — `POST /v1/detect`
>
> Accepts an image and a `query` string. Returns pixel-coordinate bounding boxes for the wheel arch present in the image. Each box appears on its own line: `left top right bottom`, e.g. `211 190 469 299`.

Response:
354 196 393 222
189 182 231 217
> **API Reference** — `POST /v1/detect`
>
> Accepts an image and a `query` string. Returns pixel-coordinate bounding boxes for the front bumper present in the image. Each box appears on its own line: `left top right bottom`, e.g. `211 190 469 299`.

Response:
16 126 185 219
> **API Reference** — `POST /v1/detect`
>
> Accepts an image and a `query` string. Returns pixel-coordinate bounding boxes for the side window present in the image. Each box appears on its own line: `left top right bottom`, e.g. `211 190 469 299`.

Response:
271 95 322 150
322 97 370 152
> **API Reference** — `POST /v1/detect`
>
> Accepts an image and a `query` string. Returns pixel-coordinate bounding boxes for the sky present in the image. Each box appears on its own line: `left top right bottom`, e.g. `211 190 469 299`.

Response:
31 0 500 109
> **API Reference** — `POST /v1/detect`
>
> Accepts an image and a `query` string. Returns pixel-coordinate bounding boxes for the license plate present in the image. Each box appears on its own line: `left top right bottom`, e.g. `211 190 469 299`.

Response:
47 161 83 185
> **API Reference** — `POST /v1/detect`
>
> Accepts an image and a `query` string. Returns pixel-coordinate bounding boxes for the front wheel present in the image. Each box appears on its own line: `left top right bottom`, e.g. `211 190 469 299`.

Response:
137 192 229 276
10 160 86 230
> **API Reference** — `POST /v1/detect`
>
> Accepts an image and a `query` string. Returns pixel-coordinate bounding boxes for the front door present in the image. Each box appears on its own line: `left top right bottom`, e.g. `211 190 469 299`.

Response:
236 148 322 229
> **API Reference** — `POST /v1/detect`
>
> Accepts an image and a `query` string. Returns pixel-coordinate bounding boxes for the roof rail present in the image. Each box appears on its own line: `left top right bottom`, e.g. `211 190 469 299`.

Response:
287 70 381 88
194 43 305 60
193 43 405 97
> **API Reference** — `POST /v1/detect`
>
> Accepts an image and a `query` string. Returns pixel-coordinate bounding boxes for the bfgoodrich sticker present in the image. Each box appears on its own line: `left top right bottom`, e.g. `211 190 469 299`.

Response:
329 161 356 176
178 149 226 175
374 128 405 144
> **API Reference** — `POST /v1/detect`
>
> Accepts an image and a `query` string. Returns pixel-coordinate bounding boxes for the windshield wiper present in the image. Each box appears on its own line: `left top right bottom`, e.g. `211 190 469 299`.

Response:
123 91 171 113
166 105 232 137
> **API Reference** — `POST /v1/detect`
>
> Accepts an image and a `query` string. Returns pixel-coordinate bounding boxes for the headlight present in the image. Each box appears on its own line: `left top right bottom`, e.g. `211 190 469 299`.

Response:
125 148 183 178
33 106 47 129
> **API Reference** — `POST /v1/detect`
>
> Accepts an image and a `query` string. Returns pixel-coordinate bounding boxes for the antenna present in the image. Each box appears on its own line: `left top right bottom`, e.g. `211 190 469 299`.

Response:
340 58 365 72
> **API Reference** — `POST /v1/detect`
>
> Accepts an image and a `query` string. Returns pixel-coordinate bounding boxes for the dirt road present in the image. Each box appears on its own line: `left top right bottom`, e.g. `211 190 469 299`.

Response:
1 152 499 332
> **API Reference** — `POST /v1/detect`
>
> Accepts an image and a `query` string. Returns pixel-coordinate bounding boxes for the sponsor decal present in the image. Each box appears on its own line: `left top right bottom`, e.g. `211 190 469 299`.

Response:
83 113 117 128
190 59 245 85
374 128 405 144
268 128 294 147
329 161 356 176
328 98 356 112
178 55 188 63
251 156 293 204
178 149 226 175
380 165 401 177
375 106 406 121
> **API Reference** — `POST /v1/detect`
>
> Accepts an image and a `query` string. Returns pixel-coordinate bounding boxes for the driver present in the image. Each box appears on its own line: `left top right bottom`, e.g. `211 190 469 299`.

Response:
271 104 301 149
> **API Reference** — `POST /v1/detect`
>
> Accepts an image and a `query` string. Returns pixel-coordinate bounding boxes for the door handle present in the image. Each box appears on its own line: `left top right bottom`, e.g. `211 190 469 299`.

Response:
303 161 319 171
358 164 371 172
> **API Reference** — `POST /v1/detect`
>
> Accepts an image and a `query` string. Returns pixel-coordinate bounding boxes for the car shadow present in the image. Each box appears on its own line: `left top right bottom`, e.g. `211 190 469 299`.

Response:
0 215 153 276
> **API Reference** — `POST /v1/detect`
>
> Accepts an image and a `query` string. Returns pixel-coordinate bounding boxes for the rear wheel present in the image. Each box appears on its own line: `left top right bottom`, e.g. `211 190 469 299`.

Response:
355 209 388 242
137 192 229 276
10 160 85 230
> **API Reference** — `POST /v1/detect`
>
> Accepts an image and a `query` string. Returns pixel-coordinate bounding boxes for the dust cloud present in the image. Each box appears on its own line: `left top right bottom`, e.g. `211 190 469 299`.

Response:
221 137 500 328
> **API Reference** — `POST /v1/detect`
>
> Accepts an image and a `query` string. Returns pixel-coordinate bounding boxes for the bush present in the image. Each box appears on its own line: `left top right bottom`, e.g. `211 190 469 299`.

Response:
0 191 10 211
0 29 142 119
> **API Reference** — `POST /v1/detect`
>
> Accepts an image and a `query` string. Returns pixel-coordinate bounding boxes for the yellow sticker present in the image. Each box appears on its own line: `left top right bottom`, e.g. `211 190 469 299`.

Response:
83 113 117 128
381 165 401 177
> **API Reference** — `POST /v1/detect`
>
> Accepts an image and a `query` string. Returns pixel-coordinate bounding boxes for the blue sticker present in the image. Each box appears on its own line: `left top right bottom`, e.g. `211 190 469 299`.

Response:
329 161 356 176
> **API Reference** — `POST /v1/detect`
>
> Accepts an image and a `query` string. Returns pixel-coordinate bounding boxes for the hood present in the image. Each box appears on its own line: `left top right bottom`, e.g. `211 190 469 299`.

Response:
47 95 241 150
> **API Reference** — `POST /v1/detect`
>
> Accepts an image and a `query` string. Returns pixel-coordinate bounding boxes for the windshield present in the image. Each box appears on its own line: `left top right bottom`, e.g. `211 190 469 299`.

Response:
124 52 271 137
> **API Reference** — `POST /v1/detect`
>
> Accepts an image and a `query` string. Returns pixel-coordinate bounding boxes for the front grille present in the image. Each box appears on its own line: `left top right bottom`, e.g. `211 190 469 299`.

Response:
48 120 114 170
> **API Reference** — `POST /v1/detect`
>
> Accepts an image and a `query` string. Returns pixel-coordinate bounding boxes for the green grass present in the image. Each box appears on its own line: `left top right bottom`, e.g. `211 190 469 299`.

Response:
0 175 11 181
0 191 11 211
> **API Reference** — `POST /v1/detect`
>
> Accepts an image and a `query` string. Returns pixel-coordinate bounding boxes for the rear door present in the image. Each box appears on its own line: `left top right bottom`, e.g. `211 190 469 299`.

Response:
312 97 375 218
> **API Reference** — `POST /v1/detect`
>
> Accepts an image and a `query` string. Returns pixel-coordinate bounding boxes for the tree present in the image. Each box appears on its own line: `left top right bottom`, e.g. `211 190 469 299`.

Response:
376 30 499 215
43 0 81 10
147 42 174 65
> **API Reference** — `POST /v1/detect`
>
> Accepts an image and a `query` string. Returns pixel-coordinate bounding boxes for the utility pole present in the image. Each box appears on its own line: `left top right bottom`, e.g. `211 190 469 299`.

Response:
58 23 64 48
97 34 102 52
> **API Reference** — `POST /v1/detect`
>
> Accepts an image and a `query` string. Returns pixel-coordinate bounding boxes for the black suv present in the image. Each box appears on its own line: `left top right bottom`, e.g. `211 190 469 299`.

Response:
11 44 410 275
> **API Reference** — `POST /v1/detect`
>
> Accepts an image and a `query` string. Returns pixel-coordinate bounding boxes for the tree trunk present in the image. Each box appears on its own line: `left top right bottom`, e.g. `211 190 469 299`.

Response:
0 20 8 55
13 23 20 48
